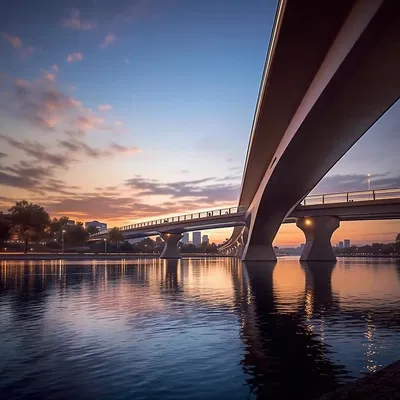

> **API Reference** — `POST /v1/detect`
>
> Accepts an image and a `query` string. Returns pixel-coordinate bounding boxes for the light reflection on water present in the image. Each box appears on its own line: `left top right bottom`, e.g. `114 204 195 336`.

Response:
0 257 400 399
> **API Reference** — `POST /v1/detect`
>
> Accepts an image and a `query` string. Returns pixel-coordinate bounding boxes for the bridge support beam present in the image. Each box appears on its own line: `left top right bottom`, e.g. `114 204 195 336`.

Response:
242 243 277 262
296 216 339 261
160 233 183 259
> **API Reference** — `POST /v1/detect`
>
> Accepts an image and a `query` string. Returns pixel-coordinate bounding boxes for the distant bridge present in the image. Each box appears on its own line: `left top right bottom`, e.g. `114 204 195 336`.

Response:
91 188 400 259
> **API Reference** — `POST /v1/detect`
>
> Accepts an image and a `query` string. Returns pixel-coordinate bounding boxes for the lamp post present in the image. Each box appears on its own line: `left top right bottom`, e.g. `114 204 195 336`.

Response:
104 238 107 254
367 173 371 190
62 229 66 254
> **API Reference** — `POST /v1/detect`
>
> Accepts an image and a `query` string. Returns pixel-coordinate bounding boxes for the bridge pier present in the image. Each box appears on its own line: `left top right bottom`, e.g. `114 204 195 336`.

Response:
160 233 183 259
296 216 339 261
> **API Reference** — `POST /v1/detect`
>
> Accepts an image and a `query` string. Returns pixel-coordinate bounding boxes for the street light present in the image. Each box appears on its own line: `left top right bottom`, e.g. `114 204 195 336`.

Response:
62 229 66 254
367 173 371 190
103 238 107 254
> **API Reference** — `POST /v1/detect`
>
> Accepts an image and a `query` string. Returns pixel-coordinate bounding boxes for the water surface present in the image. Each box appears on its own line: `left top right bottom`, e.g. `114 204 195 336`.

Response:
1 257 400 399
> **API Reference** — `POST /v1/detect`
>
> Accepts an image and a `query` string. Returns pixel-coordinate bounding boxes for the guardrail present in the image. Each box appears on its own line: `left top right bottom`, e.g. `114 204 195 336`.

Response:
92 188 400 237
301 188 400 206
93 205 248 236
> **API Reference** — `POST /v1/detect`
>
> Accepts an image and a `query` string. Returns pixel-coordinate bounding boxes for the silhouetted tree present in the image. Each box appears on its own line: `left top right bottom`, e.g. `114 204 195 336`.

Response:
108 227 123 252
8 201 50 253
65 224 89 246
0 213 11 243
86 225 98 235
396 233 400 253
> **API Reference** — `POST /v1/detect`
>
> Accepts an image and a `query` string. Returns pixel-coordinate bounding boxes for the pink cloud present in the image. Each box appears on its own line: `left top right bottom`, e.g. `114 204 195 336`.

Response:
63 9 94 30
1 32 38 58
101 33 117 48
75 114 105 131
1 32 22 48
42 71 56 83
114 120 123 126
51 65 59 73
97 104 112 111
66 52 83 63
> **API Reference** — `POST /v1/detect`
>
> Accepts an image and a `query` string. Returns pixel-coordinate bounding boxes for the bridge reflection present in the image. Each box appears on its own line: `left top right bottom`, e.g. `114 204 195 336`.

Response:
239 262 347 399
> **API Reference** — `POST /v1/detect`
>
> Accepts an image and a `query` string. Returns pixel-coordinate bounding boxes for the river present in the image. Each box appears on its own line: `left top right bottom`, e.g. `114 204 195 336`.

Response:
1 257 400 399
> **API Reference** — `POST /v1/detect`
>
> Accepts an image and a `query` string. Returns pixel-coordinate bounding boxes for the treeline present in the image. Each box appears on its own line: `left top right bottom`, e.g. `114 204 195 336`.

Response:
0 200 219 254
335 237 400 256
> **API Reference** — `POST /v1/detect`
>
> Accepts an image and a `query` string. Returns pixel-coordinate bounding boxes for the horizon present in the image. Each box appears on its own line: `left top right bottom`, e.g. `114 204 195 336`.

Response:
1 0 399 246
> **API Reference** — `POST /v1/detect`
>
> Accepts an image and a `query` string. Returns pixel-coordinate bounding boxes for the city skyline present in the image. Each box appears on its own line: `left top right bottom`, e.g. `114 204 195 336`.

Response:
1 0 399 245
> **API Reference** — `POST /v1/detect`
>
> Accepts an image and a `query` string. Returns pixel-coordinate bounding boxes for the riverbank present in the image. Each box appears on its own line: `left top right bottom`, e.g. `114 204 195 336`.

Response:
0 253 228 261
319 361 400 399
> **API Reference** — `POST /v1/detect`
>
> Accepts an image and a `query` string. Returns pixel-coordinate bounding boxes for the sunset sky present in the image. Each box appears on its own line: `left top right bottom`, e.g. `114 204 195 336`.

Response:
1 0 399 246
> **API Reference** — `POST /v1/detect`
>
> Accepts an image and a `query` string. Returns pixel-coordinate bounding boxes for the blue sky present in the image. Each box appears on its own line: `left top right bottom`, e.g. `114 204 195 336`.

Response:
0 0 399 244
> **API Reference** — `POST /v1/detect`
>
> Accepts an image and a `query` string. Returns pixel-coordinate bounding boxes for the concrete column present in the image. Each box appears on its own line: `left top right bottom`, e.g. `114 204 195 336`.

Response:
242 243 277 261
160 233 183 259
296 216 340 261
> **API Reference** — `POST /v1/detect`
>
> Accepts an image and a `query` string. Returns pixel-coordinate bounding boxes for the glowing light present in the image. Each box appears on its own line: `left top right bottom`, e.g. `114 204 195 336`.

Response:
305 219 312 226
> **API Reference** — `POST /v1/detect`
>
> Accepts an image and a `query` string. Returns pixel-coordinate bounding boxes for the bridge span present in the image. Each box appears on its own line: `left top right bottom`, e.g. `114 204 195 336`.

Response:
91 188 400 260
93 0 400 261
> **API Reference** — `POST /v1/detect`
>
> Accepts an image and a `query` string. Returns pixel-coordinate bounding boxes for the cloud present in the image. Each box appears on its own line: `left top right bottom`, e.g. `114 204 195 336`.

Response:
97 104 112 111
125 176 240 202
58 138 141 158
124 58 130 65
312 173 400 194
0 160 81 197
101 33 117 48
66 52 83 63
0 152 7 158
1 32 22 48
0 32 38 58
51 65 59 73
7 76 82 130
62 9 94 30
0 134 75 168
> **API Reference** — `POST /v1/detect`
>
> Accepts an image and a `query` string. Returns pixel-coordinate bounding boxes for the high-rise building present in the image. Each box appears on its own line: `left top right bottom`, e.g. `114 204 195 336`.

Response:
338 241 344 249
344 239 351 248
192 231 201 246
85 220 107 231
182 232 189 244
202 234 209 244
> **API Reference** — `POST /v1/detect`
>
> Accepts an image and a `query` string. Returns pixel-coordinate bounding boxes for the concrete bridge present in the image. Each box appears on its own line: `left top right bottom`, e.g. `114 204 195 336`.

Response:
91 188 400 260
92 0 400 261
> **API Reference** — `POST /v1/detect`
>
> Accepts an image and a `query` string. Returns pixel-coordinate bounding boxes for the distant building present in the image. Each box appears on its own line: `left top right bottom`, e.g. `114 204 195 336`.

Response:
66 220 75 226
85 220 107 231
192 231 201 246
182 233 189 244
338 241 344 249
344 239 351 248
202 234 209 244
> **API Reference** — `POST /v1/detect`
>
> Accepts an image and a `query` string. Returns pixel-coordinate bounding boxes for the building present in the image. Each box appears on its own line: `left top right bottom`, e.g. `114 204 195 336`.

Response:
66 220 75 226
338 241 344 249
344 239 351 248
192 231 201 246
202 234 209 244
182 232 189 244
85 220 107 231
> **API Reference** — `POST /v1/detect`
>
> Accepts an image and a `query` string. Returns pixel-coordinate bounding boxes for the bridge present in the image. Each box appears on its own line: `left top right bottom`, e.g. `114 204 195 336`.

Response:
93 0 400 261
92 188 400 260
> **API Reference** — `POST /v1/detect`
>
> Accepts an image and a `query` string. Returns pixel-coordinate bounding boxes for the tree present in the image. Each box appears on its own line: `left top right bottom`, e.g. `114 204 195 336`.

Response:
108 227 124 252
8 201 50 253
86 225 99 235
395 233 400 254
0 213 11 243
65 224 89 246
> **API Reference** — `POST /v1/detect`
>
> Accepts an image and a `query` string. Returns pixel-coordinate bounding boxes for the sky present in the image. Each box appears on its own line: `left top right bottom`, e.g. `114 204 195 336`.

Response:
0 0 399 246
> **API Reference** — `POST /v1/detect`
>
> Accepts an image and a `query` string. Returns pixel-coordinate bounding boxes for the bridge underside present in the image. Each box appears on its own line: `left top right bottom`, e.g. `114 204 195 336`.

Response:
239 0 400 261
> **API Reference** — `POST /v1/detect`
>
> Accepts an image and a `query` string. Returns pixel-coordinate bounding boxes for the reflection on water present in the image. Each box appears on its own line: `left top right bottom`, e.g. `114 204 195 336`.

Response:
1 258 400 399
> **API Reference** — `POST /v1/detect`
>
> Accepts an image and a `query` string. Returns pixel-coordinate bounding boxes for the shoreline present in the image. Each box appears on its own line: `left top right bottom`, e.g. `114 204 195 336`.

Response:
0 253 398 261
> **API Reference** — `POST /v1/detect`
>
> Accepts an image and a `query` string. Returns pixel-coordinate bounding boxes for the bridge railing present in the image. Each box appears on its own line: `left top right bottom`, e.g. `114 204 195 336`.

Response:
93 205 248 236
301 188 400 206
93 188 400 236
